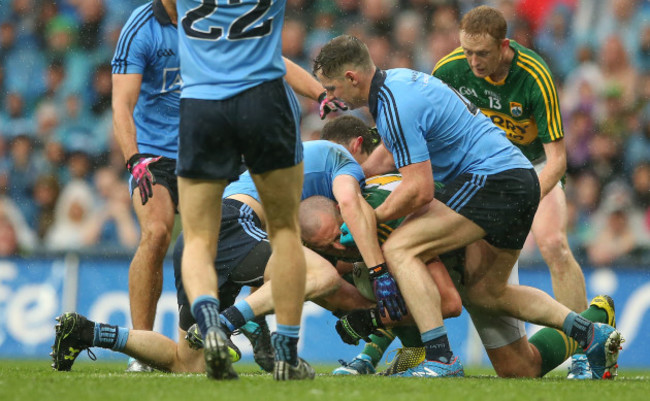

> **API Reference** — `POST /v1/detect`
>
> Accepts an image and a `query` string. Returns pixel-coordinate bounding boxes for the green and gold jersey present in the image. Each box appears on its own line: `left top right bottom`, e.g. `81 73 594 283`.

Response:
362 174 445 244
432 40 563 162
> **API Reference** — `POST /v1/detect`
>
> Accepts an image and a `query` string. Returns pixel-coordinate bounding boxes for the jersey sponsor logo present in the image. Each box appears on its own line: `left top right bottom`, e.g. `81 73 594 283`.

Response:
156 48 175 57
162 67 182 93
510 102 523 117
481 108 539 145
458 86 478 98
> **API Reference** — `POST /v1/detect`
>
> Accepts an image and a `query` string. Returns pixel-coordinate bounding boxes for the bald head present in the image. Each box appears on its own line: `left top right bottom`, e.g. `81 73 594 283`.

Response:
299 196 340 247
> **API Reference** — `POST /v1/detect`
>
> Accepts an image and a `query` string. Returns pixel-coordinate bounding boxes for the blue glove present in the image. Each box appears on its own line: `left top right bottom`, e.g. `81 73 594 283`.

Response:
339 222 356 246
369 263 407 321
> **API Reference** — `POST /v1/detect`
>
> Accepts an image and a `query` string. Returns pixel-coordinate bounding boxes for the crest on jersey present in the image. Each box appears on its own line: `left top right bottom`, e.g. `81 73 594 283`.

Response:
510 102 523 117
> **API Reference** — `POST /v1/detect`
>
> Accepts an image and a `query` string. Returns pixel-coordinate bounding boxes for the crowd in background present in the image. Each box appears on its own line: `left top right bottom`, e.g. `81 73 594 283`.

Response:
1 0 649 267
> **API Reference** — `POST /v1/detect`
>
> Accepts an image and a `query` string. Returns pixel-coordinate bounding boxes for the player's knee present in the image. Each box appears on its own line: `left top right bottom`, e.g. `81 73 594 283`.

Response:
537 232 570 262
141 220 172 247
440 287 462 318
381 239 409 273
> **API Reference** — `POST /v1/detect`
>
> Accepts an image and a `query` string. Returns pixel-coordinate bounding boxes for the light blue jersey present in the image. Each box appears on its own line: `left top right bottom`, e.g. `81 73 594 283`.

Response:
176 0 286 100
111 0 181 159
223 140 365 201
368 69 532 184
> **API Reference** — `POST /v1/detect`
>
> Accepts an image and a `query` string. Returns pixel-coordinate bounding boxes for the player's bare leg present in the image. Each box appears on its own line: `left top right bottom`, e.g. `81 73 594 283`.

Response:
236 246 341 317
129 185 176 331
485 336 542 378
532 185 588 312
383 200 485 334
178 177 236 380
252 163 314 380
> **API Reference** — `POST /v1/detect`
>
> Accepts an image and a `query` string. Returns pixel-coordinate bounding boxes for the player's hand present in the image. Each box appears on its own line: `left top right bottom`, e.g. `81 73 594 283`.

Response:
318 91 348 120
335 308 384 345
127 153 162 206
369 263 407 321
339 222 356 246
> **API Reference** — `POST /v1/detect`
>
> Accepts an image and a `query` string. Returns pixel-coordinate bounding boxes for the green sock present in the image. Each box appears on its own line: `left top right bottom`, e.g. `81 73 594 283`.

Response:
529 304 609 376
392 326 424 347
361 330 395 366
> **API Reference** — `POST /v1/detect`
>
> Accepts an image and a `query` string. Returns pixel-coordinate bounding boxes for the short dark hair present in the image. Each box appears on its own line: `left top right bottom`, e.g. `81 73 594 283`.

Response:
313 35 373 78
320 115 381 155
460 6 507 42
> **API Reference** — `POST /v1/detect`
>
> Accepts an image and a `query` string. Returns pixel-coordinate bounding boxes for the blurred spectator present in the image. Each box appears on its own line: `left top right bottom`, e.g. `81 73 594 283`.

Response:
625 105 650 171
0 196 37 254
0 213 20 257
425 4 460 70
65 150 94 184
84 167 138 250
631 162 650 212
77 0 106 53
34 101 60 147
282 19 310 70
44 179 96 251
31 174 60 240
586 204 638 266
534 4 576 81
56 93 97 154
89 63 112 118
586 180 648 265
598 34 639 107
564 107 595 173
5 135 39 224
0 92 36 139
45 15 90 96
361 0 395 36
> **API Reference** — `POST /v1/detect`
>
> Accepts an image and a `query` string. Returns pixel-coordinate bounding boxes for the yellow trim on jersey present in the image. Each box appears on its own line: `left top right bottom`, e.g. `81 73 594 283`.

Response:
484 75 506 86
515 60 560 142
558 332 571 360
517 52 563 141
432 47 466 74
365 174 402 187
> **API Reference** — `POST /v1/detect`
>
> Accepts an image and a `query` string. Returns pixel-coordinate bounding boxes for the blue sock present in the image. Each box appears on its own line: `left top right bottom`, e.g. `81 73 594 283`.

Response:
271 324 300 366
563 311 594 349
422 326 453 363
220 300 255 332
191 295 221 336
93 323 129 351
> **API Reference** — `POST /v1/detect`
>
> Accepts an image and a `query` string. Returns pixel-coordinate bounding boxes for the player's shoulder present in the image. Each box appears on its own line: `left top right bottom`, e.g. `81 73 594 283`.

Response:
123 2 156 29
432 47 467 76
511 41 555 79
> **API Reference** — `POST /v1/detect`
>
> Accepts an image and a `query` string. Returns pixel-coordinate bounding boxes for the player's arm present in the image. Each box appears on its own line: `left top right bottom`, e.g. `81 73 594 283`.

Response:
539 139 566 198
528 59 566 199
362 143 396 178
374 160 434 223
112 73 142 161
283 56 323 101
333 174 385 267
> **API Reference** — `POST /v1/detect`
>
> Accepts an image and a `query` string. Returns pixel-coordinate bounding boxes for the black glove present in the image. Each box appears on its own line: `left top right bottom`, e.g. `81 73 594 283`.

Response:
335 308 384 345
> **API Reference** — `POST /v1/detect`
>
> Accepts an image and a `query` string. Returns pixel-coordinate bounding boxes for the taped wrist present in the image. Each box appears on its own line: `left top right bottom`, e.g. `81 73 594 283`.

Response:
368 262 388 279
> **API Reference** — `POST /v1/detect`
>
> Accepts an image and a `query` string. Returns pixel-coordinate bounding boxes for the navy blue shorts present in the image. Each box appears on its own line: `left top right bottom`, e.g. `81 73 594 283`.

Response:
177 78 303 181
434 168 540 250
128 155 178 208
174 198 271 330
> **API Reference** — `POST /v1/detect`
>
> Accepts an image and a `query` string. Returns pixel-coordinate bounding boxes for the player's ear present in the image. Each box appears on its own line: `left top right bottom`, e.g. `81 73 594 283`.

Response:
344 70 357 85
500 38 510 51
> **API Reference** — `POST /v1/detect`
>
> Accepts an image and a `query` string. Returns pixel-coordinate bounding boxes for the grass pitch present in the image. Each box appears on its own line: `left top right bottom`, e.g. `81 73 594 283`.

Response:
2 360 649 401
